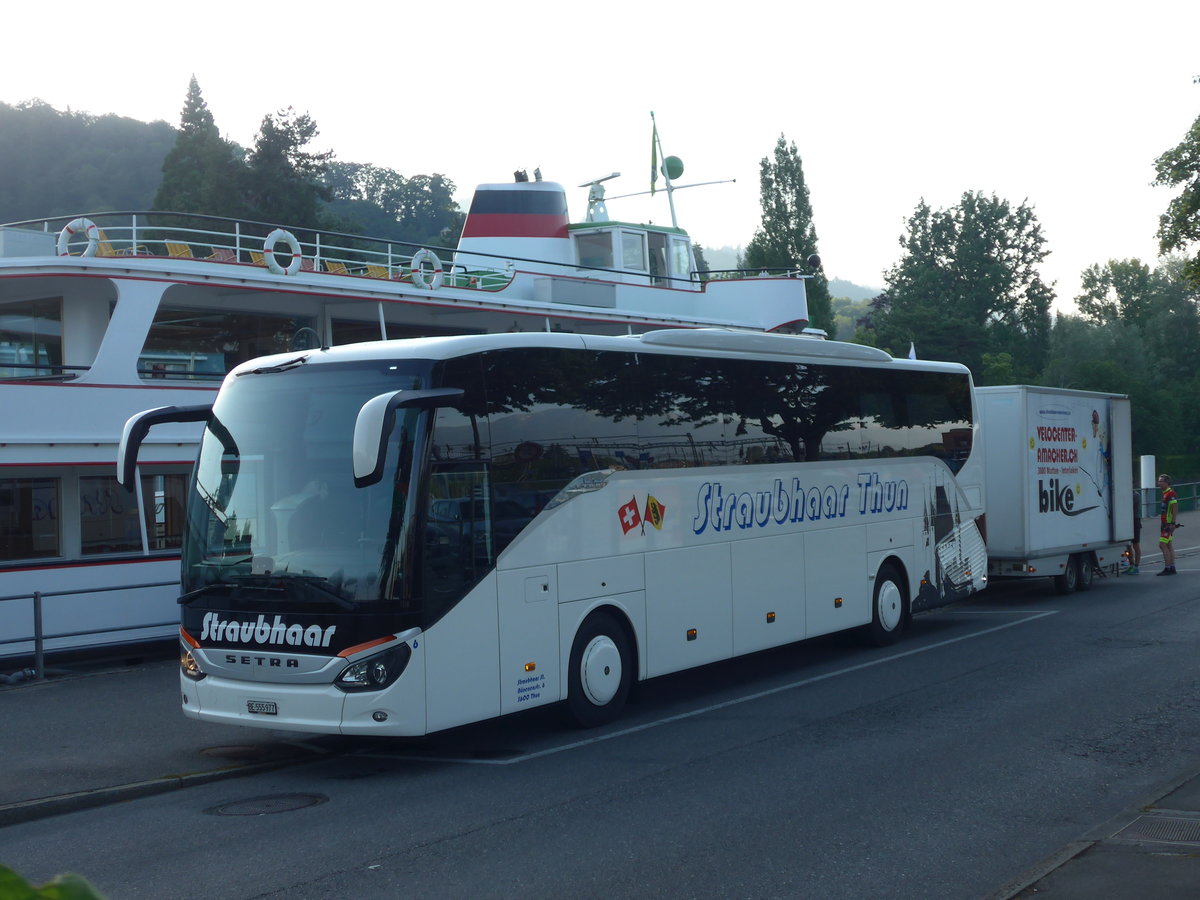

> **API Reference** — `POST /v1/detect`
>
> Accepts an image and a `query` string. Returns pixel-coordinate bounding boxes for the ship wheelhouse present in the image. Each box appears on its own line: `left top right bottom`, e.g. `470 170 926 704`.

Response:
569 222 697 289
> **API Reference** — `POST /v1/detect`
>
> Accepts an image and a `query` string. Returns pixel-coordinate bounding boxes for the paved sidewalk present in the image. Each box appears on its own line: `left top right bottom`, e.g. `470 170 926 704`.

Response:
1 518 1197 899
0 657 321 827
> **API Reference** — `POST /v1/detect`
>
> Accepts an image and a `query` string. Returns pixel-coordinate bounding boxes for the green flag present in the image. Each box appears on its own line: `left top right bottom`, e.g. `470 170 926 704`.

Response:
650 120 659 196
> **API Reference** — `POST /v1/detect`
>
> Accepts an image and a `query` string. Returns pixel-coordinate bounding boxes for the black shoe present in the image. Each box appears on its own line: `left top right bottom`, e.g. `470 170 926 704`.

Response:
1157 568 1172 576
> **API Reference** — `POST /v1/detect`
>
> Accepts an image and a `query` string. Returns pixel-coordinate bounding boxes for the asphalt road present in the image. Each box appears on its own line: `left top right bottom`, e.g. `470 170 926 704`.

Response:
4 569 1200 899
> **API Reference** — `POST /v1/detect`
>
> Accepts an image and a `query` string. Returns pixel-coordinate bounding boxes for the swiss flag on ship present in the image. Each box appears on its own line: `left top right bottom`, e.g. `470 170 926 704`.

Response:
618 496 642 534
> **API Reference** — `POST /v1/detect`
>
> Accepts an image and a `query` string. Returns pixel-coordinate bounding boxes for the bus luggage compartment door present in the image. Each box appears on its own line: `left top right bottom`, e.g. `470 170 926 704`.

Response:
498 568 560 715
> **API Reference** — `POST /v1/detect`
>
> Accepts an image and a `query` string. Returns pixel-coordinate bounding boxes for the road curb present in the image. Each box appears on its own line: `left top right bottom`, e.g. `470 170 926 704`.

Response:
0 755 309 829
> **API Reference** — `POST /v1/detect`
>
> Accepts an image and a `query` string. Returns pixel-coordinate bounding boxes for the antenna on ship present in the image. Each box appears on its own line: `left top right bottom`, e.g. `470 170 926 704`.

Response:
580 172 621 222
598 113 735 217
650 110 684 228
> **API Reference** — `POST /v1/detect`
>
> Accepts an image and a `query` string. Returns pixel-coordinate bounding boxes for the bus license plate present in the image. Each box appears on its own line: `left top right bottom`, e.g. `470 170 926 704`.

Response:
246 699 278 715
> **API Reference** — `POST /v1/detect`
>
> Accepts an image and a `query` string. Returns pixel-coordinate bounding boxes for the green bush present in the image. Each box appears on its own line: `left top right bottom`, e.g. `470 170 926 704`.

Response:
0 865 106 900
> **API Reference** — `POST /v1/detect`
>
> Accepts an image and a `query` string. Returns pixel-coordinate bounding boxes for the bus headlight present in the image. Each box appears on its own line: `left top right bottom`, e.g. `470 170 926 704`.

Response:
336 642 412 692
180 643 206 681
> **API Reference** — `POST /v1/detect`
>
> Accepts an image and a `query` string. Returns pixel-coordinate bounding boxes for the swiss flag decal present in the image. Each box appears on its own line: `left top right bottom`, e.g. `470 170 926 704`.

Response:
618 496 642 534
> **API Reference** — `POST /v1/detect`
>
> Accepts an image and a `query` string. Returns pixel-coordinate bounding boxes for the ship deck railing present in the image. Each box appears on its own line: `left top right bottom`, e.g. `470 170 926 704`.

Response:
2 211 799 293
2 211 519 291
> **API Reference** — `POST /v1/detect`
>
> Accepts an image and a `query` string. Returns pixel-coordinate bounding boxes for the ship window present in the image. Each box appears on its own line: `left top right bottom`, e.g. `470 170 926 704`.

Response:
0 298 62 378
330 319 478 345
574 232 613 269
621 232 646 271
80 476 143 556
145 473 188 551
670 238 692 278
139 308 314 381
0 477 60 561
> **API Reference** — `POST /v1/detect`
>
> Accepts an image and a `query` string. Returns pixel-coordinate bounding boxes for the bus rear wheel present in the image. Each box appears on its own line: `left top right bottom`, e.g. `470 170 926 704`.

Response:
567 610 633 728
866 564 908 647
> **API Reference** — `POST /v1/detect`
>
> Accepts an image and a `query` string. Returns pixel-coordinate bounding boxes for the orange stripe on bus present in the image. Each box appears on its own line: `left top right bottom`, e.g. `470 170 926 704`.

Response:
337 635 396 658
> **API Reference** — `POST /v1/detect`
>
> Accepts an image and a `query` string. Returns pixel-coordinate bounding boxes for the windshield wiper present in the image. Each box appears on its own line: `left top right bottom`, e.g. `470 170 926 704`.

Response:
178 581 244 604
238 354 309 376
225 572 356 610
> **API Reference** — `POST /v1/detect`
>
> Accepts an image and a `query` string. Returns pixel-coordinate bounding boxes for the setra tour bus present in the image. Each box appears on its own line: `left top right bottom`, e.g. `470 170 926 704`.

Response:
118 328 987 735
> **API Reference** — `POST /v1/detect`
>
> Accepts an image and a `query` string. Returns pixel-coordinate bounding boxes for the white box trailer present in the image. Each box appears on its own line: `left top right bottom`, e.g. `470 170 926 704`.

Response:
976 385 1133 593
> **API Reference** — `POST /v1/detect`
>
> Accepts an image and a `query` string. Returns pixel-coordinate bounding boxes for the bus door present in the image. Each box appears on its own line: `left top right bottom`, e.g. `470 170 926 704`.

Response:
422 463 492 601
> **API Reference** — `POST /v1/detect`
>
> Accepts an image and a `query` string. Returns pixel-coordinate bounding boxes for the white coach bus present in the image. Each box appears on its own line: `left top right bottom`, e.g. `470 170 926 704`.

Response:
119 329 987 735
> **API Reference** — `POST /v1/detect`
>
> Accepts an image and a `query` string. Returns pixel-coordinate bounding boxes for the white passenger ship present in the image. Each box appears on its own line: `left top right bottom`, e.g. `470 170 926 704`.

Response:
0 170 814 661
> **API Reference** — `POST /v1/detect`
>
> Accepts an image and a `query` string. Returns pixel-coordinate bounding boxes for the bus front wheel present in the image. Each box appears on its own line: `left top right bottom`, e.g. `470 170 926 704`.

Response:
866 564 908 647
567 610 633 728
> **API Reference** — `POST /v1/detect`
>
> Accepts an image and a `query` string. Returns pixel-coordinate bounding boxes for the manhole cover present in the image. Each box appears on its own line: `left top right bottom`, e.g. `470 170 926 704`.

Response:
205 793 328 816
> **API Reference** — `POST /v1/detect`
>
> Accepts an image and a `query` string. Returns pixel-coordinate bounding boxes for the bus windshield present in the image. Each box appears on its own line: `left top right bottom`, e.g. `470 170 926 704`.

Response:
182 358 432 610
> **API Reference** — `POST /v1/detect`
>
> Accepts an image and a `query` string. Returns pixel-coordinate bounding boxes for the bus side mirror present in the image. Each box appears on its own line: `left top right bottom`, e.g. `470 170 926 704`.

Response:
118 404 212 490
353 388 465 488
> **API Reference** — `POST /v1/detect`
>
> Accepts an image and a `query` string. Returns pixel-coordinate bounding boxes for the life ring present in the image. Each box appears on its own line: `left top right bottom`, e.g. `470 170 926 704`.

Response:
57 217 99 257
263 229 302 276
410 248 444 290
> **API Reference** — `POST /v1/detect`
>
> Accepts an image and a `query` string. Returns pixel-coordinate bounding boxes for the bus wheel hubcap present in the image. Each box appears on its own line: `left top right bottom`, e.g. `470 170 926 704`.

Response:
878 580 902 632
581 635 621 706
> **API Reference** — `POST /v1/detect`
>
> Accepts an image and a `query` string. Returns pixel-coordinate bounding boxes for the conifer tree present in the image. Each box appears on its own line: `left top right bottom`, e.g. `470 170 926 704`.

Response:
153 77 244 217
242 107 333 228
741 135 833 334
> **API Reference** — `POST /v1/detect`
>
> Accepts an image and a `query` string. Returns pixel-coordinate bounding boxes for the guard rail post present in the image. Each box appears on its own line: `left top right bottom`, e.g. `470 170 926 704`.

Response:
33 591 44 680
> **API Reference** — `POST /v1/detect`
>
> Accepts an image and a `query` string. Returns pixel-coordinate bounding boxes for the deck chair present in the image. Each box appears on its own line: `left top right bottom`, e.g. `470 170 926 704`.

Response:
364 265 389 279
323 260 349 275
165 241 194 259
205 247 236 262
300 256 317 271
96 229 147 257
249 250 265 266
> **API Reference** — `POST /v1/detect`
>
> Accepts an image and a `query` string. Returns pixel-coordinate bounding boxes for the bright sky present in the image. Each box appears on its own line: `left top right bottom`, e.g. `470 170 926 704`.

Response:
4 1 1197 312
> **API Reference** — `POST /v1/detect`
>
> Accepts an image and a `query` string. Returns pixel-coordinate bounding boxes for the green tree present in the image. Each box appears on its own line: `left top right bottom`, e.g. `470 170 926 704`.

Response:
1053 258 1200 457
242 107 333 228
153 77 244 217
741 134 832 333
869 192 1053 380
1153 84 1200 287
1039 314 1178 457
0 99 174 220
1075 258 1158 326
323 162 464 247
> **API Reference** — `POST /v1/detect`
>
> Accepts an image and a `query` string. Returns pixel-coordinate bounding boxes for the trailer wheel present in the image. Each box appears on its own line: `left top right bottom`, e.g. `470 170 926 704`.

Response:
1054 556 1079 595
567 610 633 728
866 563 908 646
1076 554 1095 591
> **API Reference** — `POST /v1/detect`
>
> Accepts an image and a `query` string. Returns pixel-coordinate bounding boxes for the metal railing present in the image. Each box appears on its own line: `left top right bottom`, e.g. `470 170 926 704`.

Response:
3 211 517 289
0 580 177 680
1136 480 1199 518
2 210 771 291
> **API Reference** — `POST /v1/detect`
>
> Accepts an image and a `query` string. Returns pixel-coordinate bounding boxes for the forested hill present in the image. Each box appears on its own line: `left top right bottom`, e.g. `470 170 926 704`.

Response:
0 100 176 221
